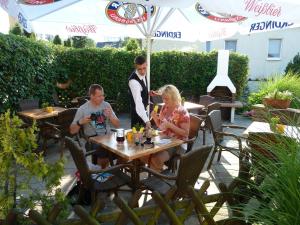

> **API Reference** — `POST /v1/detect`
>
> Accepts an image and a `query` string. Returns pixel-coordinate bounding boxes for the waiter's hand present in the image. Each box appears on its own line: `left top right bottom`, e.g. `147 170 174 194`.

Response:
146 121 151 129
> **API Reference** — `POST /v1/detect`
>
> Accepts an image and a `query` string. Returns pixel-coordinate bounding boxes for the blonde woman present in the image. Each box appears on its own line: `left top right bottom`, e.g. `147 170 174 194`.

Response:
142 85 190 171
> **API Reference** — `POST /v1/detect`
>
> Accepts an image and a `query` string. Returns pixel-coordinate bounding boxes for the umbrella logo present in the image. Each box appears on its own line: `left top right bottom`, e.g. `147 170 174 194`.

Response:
106 1 155 25
195 3 246 23
19 0 61 5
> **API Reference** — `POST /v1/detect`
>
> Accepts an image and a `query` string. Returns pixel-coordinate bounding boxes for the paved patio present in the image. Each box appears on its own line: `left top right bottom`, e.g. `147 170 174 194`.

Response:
43 113 252 223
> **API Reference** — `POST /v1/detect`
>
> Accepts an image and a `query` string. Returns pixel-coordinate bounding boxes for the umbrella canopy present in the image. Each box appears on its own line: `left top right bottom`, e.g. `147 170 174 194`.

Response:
1 0 300 90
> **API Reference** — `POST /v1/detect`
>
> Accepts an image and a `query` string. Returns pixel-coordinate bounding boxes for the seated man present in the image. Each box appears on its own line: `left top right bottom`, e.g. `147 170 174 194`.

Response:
70 84 120 168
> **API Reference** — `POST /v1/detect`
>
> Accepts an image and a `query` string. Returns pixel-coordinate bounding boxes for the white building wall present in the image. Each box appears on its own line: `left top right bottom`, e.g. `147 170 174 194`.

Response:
150 28 300 79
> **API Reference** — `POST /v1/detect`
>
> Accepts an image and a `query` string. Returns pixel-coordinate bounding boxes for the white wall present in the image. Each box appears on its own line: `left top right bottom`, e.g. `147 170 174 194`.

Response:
150 28 300 79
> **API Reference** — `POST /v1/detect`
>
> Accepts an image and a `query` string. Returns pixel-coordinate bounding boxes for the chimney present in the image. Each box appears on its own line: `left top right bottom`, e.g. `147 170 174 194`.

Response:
207 50 236 94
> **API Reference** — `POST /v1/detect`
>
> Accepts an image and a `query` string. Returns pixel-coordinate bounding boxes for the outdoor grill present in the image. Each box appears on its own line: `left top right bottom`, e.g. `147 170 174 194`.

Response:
209 86 235 102
207 50 236 103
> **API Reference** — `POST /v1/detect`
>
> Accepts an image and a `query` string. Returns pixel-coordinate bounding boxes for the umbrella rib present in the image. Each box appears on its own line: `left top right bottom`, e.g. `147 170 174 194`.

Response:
149 7 161 37
134 3 147 35
118 1 146 36
151 8 175 36
178 9 191 23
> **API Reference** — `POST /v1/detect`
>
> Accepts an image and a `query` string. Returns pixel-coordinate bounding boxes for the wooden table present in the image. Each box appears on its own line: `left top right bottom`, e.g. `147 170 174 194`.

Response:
243 121 300 139
90 132 184 188
17 107 66 120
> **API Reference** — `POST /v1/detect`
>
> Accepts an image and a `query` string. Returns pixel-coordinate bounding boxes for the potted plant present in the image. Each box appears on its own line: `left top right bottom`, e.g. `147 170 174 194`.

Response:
263 89 293 109
42 102 53 113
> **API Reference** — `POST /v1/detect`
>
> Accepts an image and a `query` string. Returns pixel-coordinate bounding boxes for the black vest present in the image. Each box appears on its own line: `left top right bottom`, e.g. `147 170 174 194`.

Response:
128 72 149 127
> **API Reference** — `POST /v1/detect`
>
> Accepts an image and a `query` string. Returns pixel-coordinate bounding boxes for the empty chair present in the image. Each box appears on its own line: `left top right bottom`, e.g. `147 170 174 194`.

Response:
207 110 247 170
65 137 131 204
198 102 221 145
41 108 78 157
141 145 213 199
19 98 39 111
269 109 300 126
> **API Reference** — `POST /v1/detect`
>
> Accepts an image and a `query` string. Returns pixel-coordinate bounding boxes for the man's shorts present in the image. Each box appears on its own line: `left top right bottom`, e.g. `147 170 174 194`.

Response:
86 142 117 159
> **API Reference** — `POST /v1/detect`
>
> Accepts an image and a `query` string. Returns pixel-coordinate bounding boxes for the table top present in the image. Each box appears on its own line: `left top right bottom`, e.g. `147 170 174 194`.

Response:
243 121 300 139
89 132 184 161
17 107 66 120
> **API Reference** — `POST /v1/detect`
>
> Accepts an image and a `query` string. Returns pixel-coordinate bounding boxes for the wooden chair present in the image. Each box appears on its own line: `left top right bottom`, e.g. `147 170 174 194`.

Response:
198 95 216 115
198 102 221 145
40 108 78 157
207 110 247 170
247 132 295 184
65 137 131 204
269 108 300 126
141 145 213 199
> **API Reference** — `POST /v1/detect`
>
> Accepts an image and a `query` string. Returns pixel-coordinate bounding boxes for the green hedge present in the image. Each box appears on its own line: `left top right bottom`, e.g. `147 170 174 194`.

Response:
0 34 249 113
0 34 55 113
54 50 249 112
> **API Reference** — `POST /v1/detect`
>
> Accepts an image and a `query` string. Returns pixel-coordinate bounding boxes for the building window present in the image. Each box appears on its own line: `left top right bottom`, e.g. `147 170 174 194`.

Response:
268 39 281 58
225 40 237 52
206 41 211 52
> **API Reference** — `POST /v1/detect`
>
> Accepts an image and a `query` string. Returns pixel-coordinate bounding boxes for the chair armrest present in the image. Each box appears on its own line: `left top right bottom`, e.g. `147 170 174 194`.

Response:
222 124 247 130
141 166 177 180
215 131 243 142
183 137 196 145
43 121 61 132
84 150 98 157
88 163 132 175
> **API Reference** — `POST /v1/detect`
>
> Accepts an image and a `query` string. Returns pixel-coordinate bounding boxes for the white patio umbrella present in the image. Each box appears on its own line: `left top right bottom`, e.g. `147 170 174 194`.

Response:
2 0 300 91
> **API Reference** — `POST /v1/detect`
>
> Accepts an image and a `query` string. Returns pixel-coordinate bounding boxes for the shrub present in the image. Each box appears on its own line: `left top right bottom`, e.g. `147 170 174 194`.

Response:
0 34 56 113
285 53 300 75
248 73 300 108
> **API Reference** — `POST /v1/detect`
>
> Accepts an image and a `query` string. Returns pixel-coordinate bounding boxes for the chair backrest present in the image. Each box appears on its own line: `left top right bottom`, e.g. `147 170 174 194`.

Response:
207 102 221 114
65 137 94 189
186 114 203 152
269 109 300 126
77 96 89 107
199 95 215 107
56 108 78 137
19 99 39 111
176 145 213 196
207 110 223 142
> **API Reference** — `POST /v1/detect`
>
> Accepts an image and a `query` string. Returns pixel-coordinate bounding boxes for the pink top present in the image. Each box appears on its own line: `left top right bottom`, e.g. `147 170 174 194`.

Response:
159 105 190 140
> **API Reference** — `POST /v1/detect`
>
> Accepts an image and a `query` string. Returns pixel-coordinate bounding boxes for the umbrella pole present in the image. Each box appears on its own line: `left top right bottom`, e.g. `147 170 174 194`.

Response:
146 35 151 116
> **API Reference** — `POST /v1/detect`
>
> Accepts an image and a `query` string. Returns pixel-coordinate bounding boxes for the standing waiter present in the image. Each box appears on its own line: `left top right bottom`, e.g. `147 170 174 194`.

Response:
128 55 151 129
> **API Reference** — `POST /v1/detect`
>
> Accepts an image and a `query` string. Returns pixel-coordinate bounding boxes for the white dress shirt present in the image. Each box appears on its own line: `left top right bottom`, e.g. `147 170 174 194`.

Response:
128 70 149 124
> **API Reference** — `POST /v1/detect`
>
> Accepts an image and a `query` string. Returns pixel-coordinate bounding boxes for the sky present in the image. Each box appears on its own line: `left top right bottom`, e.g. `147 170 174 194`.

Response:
0 8 9 34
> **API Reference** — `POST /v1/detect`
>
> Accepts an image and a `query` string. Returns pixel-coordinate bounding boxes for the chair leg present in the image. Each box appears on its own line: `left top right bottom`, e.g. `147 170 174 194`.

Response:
207 146 217 170
202 129 206 145
42 138 48 156
60 138 64 158
217 148 222 162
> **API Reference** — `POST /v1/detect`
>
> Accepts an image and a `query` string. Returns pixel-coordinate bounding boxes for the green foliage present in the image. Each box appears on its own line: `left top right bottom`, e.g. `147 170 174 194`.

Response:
265 89 293 100
239 132 300 225
9 24 22 36
123 38 141 51
0 34 56 113
285 52 300 75
248 73 300 108
63 38 72 47
71 36 95 48
0 111 64 219
0 34 248 113
53 35 62 45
